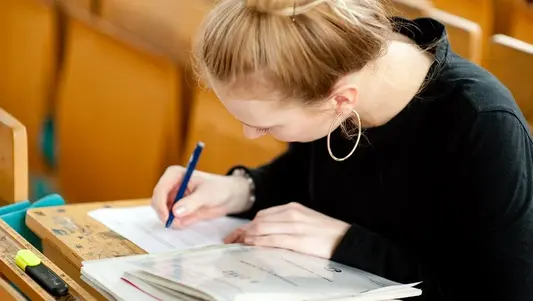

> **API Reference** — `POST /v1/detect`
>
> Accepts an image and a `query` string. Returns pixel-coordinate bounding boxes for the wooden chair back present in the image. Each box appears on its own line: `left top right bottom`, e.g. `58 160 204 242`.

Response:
510 0 533 44
99 0 212 64
0 108 28 205
432 0 493 61
0 276 26 301
386 0 432 19
184 88 287 174
0 0 58 175
71 0 97 12
485 34 533 126
429 8 483 64
56 1 183 202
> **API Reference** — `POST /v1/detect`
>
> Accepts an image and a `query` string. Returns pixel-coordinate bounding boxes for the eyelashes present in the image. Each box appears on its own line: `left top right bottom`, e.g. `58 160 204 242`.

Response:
255 127 271 133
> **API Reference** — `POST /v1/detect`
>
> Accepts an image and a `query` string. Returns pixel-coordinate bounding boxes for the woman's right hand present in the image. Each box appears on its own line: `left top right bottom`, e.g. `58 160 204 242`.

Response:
151 166 252 229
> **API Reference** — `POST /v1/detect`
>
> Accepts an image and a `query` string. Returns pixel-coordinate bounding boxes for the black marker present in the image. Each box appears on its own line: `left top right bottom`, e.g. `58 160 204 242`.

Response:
15 249 69 297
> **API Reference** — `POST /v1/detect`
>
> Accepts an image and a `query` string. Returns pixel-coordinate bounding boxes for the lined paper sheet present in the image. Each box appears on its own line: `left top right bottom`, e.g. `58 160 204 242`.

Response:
88 206 249 253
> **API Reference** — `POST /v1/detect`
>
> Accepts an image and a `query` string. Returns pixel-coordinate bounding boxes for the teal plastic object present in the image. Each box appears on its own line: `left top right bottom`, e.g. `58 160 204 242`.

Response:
0 201 30 216
40 116 56 169
0 194 66 251
29 174 56 201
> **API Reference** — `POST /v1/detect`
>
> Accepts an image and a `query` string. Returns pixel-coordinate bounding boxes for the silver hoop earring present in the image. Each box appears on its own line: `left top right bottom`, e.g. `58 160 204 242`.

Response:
326 109 362 162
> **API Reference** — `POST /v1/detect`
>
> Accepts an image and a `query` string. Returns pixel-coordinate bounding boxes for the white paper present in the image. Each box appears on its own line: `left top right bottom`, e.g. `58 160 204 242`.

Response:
88 206 249 253
82 245 421 301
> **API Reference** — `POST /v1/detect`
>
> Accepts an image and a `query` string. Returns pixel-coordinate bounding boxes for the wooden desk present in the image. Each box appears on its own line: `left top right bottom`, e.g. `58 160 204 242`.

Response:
25 199 149 299
0 218 94 300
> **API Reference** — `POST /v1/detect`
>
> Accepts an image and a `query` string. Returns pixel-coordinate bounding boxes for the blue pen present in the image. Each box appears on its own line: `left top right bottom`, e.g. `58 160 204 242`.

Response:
165 141 205 228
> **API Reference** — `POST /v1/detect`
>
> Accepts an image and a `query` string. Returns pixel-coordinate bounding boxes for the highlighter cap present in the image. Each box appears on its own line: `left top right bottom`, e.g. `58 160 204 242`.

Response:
15 249 41 270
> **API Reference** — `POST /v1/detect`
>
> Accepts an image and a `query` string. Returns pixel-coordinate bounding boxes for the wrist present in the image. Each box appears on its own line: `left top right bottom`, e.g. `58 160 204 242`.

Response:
226 167 255 214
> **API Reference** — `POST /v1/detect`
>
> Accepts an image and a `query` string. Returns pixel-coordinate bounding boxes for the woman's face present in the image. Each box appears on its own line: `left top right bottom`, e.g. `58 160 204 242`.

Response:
211 82 336 143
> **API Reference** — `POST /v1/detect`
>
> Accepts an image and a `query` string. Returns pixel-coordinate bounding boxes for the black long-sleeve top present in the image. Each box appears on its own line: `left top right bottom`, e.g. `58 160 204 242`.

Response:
229 18 533 300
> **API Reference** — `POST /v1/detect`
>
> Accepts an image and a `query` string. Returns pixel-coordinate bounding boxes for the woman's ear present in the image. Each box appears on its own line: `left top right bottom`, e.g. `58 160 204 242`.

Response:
331 85 359 115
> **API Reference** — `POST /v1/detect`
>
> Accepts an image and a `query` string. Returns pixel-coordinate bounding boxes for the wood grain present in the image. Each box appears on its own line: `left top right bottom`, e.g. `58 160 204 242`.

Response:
0 219 94 300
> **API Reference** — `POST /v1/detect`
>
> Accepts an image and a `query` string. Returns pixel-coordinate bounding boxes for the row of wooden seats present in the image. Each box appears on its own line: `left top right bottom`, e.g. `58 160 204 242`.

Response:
389 0 533 48
389 0 533 127
0 0 286 203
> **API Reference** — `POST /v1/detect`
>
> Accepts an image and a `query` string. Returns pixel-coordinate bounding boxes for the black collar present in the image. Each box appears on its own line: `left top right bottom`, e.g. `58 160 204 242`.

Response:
392 17 450 67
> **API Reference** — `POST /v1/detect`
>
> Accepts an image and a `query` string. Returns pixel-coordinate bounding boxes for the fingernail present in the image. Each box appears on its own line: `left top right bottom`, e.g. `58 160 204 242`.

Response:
174 206 187 216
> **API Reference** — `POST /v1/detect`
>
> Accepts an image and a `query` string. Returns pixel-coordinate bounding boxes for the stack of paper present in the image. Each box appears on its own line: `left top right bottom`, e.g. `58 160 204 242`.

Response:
81 244 422 301
84 206 422 300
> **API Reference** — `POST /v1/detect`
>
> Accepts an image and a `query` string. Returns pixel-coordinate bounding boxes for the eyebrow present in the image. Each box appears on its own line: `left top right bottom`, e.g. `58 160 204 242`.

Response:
240 121 272 129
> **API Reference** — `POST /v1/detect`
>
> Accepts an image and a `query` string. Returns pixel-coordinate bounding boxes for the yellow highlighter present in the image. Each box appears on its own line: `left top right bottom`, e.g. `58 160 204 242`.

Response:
15 249 69 297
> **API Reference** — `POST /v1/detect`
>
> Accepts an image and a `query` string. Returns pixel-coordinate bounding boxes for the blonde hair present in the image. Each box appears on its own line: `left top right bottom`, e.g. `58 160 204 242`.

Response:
193 0 394 104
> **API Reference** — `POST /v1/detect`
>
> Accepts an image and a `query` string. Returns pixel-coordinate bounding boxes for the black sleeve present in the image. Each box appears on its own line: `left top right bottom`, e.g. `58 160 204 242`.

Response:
331 111 533 300
446 111 533 300
228 143 311 219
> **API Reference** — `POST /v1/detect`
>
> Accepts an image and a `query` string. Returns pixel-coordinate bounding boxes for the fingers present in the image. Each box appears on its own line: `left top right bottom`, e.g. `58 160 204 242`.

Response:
224 228 246 244
244 234 301 253
152 166 186 222
255 202 309 219
171 205 227 229
245 221 308 237
254 203 309 223
169 187 213 221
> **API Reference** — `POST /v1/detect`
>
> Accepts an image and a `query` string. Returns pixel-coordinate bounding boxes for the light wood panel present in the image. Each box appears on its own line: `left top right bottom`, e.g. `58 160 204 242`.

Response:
0 0 58 175
0 108 28 205
0 277 26 301
485 34 533 126
510 0 533 44
56 1 182 202
0 218 94 300
386 0 432 19
100 0 213 64
432 0 494 62
429 8 483 64
101 0 288 173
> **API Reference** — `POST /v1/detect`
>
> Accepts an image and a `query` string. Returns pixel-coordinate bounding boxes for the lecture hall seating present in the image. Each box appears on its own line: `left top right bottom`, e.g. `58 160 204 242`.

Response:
510 0 533 44
0 108 28 205
429 8 483 64
99 0 212 64
485 34 533 127
0 0 58 176
432 0 493 62
55 1 183 202
100 0 287 172
0 276 26 301
386 0 431 20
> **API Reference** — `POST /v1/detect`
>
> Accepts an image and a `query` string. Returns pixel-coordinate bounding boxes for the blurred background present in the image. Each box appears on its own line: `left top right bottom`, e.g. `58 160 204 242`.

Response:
0 0 532 205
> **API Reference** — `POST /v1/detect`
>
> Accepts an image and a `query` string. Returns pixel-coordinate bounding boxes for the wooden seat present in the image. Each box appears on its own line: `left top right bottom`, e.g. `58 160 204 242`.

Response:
100 0 287 172
510 0 533 44
386 0 432 19
185 88 287 175
0 108 28 205
55 1 183 202
485 34 533 126
428 8 483 64
100 0 212 64
72 0 95 12
0 0 58 176
0 276 25 300
432 0 493 62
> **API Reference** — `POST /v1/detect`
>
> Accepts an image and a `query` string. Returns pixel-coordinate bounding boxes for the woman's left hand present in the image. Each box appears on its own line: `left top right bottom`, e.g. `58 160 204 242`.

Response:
224 202 351 259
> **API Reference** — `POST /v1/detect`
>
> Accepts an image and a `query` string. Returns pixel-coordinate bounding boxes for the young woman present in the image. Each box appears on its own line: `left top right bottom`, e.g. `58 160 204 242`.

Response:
151 0 533 299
